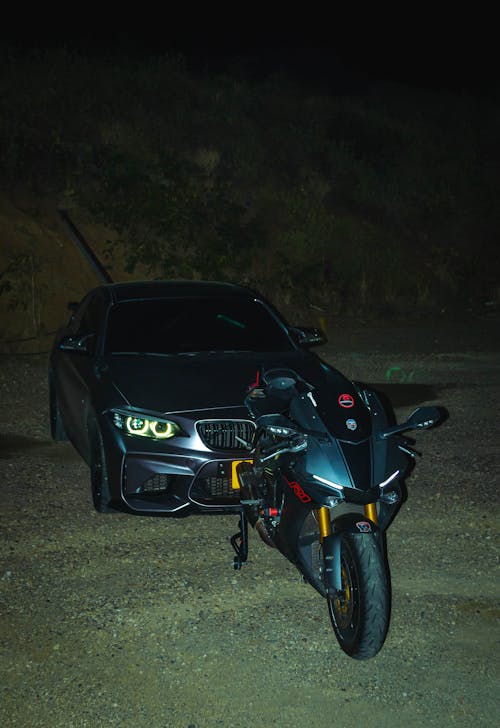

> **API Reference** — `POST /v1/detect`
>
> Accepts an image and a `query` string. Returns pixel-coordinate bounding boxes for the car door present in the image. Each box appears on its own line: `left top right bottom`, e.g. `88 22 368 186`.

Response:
55 289 107 459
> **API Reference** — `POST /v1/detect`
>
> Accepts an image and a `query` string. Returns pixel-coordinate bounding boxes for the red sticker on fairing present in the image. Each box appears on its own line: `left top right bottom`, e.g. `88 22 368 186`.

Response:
338 393 355 408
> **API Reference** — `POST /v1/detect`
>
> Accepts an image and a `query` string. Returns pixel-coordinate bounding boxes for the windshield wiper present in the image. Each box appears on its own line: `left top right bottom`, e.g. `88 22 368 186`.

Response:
110 349 257 357
110 351 174 357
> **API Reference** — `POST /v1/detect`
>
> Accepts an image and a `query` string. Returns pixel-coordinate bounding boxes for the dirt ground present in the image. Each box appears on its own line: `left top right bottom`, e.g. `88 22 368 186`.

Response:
0 314 499 727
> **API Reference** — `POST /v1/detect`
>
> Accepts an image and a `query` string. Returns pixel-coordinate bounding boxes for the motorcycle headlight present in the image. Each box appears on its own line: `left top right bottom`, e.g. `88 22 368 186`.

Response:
111 411 182 440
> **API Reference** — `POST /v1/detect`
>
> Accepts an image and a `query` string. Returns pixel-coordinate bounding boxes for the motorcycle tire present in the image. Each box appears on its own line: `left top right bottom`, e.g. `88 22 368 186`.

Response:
327 532 389 659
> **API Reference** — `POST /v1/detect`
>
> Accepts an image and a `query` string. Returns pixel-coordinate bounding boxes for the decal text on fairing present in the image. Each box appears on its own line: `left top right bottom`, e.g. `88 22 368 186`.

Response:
286 479 312 503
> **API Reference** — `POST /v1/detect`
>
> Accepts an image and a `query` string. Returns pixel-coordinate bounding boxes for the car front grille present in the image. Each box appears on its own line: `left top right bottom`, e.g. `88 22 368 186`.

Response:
197 420 255 451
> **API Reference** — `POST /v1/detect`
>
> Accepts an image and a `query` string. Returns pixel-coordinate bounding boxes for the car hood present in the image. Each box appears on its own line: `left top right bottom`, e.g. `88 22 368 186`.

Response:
102 350 324 414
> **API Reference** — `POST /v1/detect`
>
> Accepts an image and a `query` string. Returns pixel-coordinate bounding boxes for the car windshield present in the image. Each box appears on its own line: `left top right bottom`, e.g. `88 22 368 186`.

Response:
104 297 294 354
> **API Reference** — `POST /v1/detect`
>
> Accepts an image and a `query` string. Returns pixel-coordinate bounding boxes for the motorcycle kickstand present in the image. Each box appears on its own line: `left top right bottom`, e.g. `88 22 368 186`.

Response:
230 510 249 570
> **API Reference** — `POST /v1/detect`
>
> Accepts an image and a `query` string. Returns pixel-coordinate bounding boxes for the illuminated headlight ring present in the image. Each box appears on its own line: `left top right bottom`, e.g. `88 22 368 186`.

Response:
112 411 181 440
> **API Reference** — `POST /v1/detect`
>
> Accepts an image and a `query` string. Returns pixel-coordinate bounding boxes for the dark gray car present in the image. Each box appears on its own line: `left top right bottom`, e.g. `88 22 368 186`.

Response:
49 280 327 515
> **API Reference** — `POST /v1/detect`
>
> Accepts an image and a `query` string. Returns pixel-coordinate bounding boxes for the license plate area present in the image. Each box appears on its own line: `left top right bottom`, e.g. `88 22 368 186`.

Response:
231 459 253 489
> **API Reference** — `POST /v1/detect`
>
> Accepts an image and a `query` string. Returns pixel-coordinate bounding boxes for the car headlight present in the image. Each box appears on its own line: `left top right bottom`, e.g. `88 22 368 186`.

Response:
111 411 182 440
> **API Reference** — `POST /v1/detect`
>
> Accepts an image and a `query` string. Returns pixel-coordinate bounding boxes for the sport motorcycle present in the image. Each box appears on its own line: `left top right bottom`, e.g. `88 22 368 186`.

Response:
232 367 443 659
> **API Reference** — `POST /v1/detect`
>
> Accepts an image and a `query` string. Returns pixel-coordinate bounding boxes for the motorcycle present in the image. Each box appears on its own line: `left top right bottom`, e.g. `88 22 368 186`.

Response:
232 367 443 659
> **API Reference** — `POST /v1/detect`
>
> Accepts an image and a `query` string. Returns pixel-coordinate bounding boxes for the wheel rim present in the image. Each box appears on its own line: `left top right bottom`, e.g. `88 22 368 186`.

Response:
329 538 360 643
334 563 354 627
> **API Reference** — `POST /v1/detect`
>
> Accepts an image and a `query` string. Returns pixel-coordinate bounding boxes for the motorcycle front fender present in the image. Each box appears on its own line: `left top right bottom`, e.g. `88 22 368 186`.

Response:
332 512 381 536
323 513 383 594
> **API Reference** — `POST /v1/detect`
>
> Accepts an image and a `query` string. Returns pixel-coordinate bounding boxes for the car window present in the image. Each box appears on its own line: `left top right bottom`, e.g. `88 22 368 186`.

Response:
71 292 106 336
104 297 294 354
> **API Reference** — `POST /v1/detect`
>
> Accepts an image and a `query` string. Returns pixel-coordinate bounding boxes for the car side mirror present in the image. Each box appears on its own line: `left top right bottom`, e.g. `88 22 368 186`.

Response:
290 326 327 347
58 333 95 354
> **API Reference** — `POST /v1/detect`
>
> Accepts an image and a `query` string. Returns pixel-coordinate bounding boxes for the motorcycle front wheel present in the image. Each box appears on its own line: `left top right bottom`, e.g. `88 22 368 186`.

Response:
327 532 389 659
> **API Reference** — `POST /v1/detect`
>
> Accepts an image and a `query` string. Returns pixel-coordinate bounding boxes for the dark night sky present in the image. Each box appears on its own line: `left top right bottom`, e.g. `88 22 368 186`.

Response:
1 9 497 96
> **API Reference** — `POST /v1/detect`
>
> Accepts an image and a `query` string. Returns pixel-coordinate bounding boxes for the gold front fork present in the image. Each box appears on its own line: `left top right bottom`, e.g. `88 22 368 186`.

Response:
318 506 332 542
364 502 379 525
319 502 378 540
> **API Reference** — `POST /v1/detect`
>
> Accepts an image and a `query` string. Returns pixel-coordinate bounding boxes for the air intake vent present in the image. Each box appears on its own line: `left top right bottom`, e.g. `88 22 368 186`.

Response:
203 476 234 497
139 474 170 493
197 420 255 451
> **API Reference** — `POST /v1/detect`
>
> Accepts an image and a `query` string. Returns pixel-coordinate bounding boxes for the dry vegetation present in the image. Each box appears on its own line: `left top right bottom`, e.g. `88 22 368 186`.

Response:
1 49 499 353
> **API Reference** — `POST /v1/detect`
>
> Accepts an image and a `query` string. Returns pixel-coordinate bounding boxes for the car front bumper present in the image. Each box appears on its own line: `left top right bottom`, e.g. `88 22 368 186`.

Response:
100 410 254 515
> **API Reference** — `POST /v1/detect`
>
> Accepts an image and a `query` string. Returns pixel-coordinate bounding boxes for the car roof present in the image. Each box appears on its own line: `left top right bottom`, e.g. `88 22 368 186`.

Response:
94 280 260 303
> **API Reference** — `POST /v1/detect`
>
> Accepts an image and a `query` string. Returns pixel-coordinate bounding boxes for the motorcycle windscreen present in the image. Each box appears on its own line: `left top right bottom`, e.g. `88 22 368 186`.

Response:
289 394 329 433
315 381 372 441
289 383 371 443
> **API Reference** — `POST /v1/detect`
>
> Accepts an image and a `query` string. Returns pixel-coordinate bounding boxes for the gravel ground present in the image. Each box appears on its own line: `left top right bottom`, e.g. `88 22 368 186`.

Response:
1 315 499 727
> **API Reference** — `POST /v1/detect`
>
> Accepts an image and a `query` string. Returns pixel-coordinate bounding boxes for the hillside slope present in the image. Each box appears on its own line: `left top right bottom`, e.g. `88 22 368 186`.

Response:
0 196 122 352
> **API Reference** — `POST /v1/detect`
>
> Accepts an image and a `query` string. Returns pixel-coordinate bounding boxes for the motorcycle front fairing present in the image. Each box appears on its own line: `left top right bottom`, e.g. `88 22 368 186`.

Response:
286 384 410 521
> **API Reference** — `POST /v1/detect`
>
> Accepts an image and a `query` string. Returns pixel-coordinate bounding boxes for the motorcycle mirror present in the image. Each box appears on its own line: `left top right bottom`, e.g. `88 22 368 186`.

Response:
406 406 442 429
379 406 445 439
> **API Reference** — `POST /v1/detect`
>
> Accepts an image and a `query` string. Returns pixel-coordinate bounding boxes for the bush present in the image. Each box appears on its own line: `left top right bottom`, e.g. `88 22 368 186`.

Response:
0 48 497 315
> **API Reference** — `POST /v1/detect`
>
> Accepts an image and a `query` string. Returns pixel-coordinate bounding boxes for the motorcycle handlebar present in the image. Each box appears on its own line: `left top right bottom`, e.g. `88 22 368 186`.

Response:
259 434 308 462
